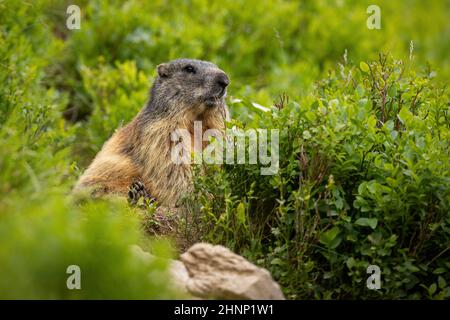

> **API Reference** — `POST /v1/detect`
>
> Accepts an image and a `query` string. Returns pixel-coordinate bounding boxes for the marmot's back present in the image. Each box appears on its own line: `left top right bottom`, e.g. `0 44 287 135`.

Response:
74 59 230 207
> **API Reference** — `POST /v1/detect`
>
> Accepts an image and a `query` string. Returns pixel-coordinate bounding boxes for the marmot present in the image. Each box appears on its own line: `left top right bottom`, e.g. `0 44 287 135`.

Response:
74 59 230 206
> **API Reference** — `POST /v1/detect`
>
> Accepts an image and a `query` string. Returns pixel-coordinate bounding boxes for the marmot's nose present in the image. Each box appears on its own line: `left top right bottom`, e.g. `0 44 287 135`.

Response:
216 72 230 89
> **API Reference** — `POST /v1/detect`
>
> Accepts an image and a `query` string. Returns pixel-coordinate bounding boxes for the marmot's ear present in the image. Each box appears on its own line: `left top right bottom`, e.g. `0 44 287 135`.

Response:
157 63 170 78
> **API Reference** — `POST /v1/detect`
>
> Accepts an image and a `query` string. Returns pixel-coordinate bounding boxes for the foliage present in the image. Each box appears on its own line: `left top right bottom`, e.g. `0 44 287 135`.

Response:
0 194 177 299
0 1 177 299
45 0 450 120
186 55 450 299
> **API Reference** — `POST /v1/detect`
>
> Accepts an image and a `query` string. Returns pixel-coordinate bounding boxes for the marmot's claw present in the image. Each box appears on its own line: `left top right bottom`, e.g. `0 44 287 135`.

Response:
128 181 156 207
128 181 146 204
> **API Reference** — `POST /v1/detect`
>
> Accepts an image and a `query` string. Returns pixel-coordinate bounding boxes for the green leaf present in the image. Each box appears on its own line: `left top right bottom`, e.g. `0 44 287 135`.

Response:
357 182 367 194
270 258 283 266
346 257 356 269
388 85 397 97
303 130 312 139
433 267 446 274
444 287 450 298
360 61 370 73
367 181 378 194
355 217 378 229
320 227 342 249
398 108 412 124
236 202 246 226
438 276 446 289
429 283 437 295
367 115 377 130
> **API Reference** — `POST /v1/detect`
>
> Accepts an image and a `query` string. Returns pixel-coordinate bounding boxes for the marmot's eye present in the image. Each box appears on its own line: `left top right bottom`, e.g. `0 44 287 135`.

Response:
183 65 196 74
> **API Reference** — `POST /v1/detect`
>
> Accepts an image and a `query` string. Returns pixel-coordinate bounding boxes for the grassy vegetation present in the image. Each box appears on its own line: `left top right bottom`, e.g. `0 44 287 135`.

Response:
0 0 449 299
185 54 450 299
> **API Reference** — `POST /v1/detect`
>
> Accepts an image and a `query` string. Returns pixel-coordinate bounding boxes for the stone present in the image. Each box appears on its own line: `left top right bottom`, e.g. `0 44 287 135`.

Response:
180 243 285 300
130 244 191 296
168 259 190 293
131 243 285 300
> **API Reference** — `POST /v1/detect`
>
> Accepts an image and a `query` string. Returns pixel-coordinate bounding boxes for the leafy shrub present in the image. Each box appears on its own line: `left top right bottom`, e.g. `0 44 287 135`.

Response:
46 0 450 119
185 55 450 299
0 194 178 299
0 2 176 299
75 60 150 163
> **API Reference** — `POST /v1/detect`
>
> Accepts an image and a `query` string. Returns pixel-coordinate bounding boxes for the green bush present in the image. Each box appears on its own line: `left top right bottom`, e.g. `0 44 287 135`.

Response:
75 60 150 164
0 194 178 299
185 55 450 299
0 1 177 299
46 0 450 119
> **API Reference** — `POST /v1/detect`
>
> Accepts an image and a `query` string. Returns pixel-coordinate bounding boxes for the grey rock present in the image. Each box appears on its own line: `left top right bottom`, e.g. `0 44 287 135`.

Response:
181 243 285 300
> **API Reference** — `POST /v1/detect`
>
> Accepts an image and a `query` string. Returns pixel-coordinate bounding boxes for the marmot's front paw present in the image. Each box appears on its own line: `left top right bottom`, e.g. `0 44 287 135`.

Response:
128 181 156 207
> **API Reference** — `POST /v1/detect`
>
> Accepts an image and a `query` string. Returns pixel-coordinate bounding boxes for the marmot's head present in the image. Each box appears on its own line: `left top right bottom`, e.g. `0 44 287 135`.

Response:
146 59 229 118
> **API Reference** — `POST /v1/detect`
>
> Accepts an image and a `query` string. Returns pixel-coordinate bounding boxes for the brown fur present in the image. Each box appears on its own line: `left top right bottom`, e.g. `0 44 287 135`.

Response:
74 59 229 207
73 102 228 206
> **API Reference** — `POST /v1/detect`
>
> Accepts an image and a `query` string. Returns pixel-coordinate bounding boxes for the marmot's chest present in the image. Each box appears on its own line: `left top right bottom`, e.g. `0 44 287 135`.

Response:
187 123 211 152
